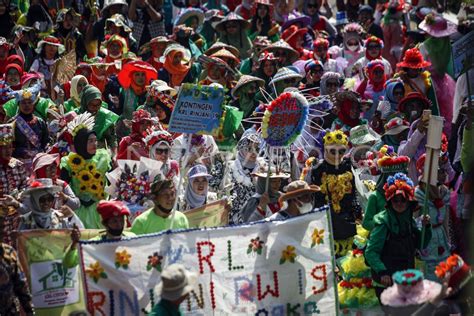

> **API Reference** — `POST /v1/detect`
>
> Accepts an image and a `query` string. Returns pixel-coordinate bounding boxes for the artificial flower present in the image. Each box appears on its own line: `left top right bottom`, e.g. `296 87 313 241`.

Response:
115 249 132 269
69 153 85 172
280 245 297 264
86 261 108 283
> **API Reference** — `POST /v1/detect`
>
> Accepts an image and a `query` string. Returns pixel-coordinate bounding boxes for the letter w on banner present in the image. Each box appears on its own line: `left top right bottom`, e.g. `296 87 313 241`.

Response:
79 206 337 315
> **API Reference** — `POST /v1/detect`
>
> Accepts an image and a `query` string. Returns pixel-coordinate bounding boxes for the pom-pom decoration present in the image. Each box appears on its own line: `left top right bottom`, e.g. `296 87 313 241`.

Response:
261 91 309 147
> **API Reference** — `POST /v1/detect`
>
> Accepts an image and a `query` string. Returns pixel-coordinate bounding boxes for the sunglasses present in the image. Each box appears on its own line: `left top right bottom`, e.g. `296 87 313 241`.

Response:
39 194 55 204
155 148 169 155
367 45 381 50
329 148 346 156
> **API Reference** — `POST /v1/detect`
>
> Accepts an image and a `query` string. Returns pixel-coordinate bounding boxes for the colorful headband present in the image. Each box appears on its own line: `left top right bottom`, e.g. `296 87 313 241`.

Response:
383 172 414 201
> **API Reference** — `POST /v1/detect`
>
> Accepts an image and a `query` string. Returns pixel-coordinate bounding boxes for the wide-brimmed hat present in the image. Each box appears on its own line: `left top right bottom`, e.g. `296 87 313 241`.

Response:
398 92 431 113
263 40 300 63
174 8 205 27
0 124 14 146
419 14 457 38
22 178 62 197
204 9 225 22
187 164 212 180
204 41 240 58
147 79 177 97
281 12 312 31
397 48 431 69
349 124 380 146
231 75 265 98
214 12 250 33
32 153 59 173
102 0 128 14
281 25 308 44
269 66 303 86
159 44 191 64
251 0 273 17
381 269 442 308
118 60 157 89
56 8 81 24
35 36 65 54
156 264 197 301
210 48 241 65
335 11 349 26
252 164 290 179
383 117 410 136
106 14 132 33
279 180 320 203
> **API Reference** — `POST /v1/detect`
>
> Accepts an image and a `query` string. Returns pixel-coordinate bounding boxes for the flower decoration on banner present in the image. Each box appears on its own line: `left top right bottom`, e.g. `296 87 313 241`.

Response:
261 91 308 147
247 237 264 255
115 249 132 269
67 154 105 200
86 261 108 283
320 172 353 213
323 130 348 147
280 245 297 264
146 252 163 272
311 228 325 247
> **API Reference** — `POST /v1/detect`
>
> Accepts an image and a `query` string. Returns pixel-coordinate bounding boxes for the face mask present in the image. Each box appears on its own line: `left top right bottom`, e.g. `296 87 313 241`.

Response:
347 44 359 52
298 202 313 214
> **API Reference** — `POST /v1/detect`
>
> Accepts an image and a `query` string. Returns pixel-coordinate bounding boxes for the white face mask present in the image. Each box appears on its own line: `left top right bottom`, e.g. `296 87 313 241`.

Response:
298 202 313 214
347 44 359 52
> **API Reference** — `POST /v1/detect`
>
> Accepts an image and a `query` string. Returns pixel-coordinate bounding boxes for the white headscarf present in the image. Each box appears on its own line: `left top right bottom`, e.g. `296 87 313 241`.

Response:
29 189 55 228
70 75 89 106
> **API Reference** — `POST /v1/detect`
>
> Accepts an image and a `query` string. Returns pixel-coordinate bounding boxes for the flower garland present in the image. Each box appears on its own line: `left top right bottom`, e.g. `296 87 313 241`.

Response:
320 171 353 213
323 130 348 147
67 153 106 200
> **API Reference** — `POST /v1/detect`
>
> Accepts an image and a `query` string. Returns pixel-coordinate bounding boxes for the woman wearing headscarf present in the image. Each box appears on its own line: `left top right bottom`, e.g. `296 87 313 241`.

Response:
356 59 386 120
223 133 263 224
64 75 89 113
2 63 23 90
60 113 112 229
382 79 405 118
240 165 289 223
214 13 253 60
248 0 279 42
178 164 217 211
144 129 180 180
78 85 119 154
319 72 343 96
302 0 336 37
18 178 83 230
329 23 365 78
117 109 154 160
137 80 176 129
252 51 278 93
231 75 265 120
353 36 392 80
158 44 201 88
331 91 367 134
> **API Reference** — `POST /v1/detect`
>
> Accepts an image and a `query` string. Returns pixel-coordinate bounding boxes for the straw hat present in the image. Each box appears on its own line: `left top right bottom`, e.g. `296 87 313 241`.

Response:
174 8 205 27
279 180 320 203
210 48 241 65
214 12 250 33
396 48 431 69
156 264 197 301
269 67 303 86
231 75 265 98
349 124 380 146
35 36 65 54
263 40 300 63
147 80 177 97
101 0 128 14
159 44 191 64
204 42 240 58
118 60 158 89
106 14 132 33
419 14 457 38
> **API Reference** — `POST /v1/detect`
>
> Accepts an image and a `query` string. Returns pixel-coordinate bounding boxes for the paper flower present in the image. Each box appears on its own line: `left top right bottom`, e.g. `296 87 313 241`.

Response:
115 249 132 269
86 261 108 283
280 245 297 264
146 252 163 272
247 237 264 255
311 228 325 247
69 153 85 172
320 172 353 213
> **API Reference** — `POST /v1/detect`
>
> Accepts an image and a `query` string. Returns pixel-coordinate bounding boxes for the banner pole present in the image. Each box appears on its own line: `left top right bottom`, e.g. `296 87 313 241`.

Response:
420 148 433 249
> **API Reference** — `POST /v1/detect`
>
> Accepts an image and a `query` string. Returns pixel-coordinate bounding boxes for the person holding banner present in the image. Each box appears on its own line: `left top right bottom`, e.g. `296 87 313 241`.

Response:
131 175 189 235
365 173 432 299
178 164 217 211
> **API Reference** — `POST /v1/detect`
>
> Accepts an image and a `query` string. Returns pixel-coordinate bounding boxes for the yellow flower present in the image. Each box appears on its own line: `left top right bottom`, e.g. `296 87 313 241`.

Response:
85 162 97 174
280 245 297 264
78 170 93 184
311 228 325 247
69 153 85 172
86 261 107 283
115 249 132 269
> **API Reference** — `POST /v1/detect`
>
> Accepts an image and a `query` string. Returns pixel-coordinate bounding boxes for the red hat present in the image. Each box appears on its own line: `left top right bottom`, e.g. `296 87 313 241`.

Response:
398 92 431 113
397 48 431 69
6 55 24 69
313 38 329 48
97 200 131 223
118 60 158 89
281 25 308 47
5 63 23 77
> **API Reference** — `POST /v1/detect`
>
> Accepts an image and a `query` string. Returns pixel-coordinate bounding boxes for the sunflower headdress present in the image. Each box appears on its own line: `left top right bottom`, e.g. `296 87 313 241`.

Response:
323 130 348 147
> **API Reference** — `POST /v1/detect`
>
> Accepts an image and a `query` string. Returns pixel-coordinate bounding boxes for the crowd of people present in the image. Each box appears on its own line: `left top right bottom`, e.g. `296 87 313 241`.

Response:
0 0 473 314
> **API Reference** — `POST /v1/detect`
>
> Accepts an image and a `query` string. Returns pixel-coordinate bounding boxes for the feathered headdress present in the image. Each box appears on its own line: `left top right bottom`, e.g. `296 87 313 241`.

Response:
67 112 95 137
9 83 42 103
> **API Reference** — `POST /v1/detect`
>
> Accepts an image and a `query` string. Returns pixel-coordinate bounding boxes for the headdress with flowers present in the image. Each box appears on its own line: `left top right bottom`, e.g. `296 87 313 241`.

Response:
435 254 472 290
67 112 95 137
365 36 384 48
10 83 42 103
383 172 414 201
343 23 363 35
144 129 174 148
376 145 410 173
323 130 348 147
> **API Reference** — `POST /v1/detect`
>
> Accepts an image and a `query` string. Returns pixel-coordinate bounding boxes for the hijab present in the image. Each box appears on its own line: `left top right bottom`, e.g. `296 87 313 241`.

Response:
130 72 147 96
383 80 404 112
338 99 360 128
79 85 102 113
185 178 208 209
237 84 257 118
367 62 386 92
163 50 191 88
219 26 253 60
73 127 96 160
30 189 54 228
70 75 88 106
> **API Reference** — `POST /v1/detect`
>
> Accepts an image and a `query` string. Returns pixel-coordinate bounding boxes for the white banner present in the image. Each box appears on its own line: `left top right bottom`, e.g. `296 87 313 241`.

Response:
79 206 337 315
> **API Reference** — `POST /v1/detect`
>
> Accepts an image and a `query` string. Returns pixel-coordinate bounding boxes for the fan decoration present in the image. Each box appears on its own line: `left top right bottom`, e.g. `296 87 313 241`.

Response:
105 158 164 222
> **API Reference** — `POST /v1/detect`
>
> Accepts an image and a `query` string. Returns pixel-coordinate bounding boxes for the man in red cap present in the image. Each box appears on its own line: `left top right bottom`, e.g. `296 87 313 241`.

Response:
63 200 135 268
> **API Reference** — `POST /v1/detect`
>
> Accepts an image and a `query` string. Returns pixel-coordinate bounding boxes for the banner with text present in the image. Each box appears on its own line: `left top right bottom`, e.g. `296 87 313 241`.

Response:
79 206 336 315
17 229 100 316
185 199 230 228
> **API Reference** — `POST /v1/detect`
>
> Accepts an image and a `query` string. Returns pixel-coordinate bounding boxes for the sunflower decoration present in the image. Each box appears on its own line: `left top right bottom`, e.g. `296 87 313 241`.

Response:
78 169 93 184
69 153 85 173
85 162 97 174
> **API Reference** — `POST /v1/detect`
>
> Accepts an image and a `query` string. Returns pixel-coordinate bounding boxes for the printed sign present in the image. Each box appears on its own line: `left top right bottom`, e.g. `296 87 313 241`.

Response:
184 199 230 228
79 207 337 315
452 30 474 78
168 84 225 135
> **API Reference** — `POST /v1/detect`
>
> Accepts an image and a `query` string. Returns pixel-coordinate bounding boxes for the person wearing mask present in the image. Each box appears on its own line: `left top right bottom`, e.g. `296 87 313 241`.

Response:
63 200 136 268
18 178 83 230
365 172 432 299
329 22 364 77
268 180 320 220
131 175 189 235
179 164 217 211
353 36 392 80
60 113 112 229
310 130 362 257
